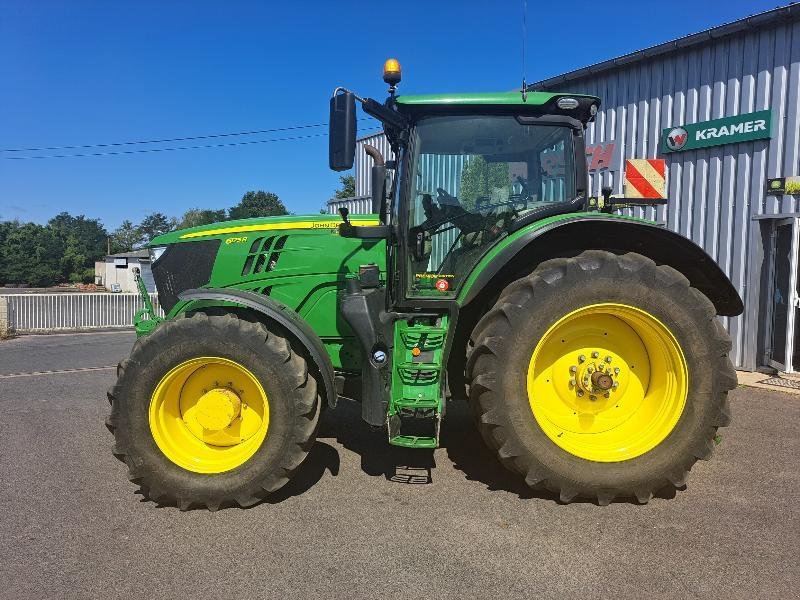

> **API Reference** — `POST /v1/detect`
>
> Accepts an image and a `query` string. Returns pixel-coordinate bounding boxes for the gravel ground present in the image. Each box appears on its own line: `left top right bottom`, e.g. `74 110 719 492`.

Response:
0 331 798 599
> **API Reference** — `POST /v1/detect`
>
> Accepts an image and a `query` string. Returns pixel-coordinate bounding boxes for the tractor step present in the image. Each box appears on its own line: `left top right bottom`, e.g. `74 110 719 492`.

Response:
389 435 438 449
387 409 441 448
387 317 448 449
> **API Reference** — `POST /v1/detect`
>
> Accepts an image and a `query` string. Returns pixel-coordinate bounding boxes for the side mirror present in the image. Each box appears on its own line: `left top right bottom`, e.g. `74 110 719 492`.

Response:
329 91 356 171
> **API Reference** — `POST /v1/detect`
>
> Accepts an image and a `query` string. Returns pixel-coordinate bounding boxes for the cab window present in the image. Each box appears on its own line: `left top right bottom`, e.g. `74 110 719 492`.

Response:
406 115 576 297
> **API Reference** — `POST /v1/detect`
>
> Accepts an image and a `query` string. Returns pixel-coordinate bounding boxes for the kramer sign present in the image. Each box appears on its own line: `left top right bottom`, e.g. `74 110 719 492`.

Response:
661 110 771 153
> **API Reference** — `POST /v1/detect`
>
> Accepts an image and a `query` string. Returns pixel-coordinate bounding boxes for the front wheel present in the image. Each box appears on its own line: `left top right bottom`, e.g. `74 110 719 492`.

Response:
466 251 736 504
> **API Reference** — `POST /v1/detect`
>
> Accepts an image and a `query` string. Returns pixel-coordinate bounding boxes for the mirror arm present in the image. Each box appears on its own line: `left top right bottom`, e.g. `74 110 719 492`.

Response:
361 98 407 130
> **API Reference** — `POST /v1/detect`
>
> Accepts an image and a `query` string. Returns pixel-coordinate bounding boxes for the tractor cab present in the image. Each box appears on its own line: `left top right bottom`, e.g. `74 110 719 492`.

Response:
329 60 600 302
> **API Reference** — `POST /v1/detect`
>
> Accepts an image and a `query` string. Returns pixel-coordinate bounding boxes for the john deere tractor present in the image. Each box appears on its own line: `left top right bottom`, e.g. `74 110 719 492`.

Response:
108 60 742 510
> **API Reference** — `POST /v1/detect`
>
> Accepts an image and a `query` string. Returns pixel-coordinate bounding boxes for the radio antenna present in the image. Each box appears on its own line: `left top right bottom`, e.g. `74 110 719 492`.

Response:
521 0 528 102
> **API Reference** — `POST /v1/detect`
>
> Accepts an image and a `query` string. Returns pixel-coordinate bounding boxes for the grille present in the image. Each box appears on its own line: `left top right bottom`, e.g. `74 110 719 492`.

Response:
151 239 220 313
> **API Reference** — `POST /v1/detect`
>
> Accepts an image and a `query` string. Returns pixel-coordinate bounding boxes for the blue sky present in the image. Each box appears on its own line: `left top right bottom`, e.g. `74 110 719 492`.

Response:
0 0 778 229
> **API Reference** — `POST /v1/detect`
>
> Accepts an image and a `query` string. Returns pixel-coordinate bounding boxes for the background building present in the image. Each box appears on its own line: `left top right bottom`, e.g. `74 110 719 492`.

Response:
95 250 154 293
327 5 800 372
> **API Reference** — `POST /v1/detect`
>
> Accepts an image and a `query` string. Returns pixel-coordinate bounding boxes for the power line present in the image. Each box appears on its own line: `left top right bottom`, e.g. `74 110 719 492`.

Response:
0 123 326 153
0 117 378 154
2 128 382 160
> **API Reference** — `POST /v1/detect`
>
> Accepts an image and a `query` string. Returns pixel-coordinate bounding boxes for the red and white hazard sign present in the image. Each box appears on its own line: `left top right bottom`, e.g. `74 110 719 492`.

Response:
435 279 450 292
624 159 666 199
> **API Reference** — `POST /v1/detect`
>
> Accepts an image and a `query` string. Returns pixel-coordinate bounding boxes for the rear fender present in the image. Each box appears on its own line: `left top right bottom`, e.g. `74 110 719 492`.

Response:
460 216 743 317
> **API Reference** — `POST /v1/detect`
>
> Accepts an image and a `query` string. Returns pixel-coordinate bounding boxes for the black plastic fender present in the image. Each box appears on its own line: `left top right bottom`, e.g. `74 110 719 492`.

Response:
463 216 744 317
178 288 337 408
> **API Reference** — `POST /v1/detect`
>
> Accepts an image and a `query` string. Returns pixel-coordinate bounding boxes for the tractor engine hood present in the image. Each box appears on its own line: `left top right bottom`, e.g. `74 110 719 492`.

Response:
145 213 381 315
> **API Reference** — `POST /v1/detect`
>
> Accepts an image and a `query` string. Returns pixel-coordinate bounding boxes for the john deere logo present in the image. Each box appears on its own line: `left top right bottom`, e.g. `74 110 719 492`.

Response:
666 127 688 151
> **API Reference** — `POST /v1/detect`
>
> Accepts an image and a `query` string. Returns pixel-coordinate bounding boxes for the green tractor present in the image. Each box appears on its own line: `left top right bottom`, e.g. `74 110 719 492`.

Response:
108 60 742 510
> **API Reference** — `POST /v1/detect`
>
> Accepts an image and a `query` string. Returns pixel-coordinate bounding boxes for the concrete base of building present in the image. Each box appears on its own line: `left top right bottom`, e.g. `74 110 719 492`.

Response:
737 371 800 396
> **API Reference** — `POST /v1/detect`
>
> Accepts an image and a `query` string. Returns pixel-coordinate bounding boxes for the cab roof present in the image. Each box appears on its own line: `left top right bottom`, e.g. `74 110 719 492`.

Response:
396 91 599 106
394 91 601 123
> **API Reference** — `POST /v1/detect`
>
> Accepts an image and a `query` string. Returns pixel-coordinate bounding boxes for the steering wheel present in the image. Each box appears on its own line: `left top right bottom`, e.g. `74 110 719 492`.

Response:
436 187 462 208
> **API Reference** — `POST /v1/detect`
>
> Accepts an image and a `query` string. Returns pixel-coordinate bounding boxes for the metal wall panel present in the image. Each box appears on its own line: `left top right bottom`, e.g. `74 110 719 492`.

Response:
534 17 799 369
327 196 372 215
355 132 395 197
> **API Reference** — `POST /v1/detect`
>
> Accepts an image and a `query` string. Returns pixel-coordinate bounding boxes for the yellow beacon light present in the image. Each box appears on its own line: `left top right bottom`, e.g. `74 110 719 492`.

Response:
383 58 402 87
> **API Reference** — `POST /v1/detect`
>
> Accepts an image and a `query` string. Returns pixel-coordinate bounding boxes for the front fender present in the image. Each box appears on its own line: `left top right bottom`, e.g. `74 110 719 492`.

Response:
459 215 744 317
177 288 337 408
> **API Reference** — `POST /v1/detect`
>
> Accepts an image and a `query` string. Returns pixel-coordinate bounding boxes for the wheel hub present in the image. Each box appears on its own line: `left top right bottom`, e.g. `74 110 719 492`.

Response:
195 387 242 431
570 352 621 401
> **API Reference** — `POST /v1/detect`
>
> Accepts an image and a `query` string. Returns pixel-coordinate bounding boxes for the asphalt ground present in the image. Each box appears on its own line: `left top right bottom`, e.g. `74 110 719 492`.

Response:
0 331 798 599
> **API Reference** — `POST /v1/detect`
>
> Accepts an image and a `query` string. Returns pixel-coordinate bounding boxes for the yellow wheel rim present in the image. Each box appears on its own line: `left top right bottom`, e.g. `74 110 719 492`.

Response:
149 357 269 474
527 303 688 462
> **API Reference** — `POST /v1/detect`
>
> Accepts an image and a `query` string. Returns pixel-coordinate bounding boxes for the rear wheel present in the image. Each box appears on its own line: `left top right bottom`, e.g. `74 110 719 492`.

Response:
107 311 320 510
466 251 735 504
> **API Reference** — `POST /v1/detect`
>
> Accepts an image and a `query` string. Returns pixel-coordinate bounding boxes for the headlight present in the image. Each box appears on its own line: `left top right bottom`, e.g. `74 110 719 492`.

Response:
149 246 168 263
556 97 580 110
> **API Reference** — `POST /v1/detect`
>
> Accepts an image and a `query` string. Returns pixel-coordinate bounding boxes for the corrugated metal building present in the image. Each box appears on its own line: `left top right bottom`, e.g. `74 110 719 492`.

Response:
328 5 800 372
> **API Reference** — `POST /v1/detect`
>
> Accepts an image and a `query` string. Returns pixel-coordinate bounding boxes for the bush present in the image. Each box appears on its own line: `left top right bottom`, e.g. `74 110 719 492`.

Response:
786 178 800 195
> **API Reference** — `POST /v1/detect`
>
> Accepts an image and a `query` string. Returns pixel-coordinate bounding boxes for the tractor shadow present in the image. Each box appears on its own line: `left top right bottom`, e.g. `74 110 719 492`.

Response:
318 399 435 484
441 400 681 505
289 397 680 506
264 439 342 504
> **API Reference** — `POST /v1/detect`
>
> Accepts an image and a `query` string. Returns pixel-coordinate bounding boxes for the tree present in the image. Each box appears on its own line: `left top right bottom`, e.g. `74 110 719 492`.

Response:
47 212 108 282
332 175 356 200
110 220 141 253
458 156 510 211
0 222 64 286
229 191 288 220
178 208 227 229
137 213 176 245
0 221 18 283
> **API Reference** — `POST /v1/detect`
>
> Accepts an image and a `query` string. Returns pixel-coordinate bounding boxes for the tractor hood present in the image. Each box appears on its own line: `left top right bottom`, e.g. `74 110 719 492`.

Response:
148 213 379 246
146 212 382 315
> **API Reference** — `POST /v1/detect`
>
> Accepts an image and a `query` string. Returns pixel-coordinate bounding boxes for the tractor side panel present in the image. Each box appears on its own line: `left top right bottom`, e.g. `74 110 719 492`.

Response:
168 226 385 371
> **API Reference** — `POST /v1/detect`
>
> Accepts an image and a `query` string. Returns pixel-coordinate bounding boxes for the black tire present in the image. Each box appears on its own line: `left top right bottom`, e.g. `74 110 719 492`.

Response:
107 311 320 510
466 251 736 505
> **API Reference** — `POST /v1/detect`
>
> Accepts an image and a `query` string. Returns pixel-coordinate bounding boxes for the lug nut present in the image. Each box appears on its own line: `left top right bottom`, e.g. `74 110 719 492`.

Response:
577 390 584 397
587 366 594 374
578 354 586 363
569 366 577 373
591 351 600 359
614 367 620 375
604 392 610 398
605 356 613 363
612 382 619 390
569 378 576 386
590 395 596 401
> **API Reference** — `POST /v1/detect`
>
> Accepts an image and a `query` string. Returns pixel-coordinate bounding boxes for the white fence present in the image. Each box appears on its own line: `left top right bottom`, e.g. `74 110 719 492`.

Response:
3 293 163 332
